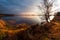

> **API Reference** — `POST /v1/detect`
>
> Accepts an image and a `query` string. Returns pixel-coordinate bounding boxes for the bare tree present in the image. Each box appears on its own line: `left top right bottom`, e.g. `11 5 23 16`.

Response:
38 0 56 23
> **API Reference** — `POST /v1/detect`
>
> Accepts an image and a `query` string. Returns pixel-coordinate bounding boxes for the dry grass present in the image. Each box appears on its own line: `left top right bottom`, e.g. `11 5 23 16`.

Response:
0 19 60 40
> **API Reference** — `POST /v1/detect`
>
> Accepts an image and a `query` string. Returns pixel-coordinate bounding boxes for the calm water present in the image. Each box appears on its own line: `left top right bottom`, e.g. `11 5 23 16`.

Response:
1 16 37 24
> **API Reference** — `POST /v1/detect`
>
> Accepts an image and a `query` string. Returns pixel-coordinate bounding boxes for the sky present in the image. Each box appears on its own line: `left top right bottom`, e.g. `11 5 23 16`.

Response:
0 0 41 14
0 0 60 24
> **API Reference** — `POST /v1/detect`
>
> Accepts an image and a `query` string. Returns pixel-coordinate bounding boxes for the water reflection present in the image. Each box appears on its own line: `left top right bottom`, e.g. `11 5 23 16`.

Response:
1 16 37 24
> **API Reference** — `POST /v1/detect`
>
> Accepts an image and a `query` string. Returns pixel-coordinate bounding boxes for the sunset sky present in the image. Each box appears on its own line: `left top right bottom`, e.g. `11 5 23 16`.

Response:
0 0 60 23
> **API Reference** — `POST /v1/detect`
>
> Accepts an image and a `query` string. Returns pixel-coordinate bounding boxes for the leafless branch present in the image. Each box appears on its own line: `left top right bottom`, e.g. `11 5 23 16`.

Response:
38 0 56 23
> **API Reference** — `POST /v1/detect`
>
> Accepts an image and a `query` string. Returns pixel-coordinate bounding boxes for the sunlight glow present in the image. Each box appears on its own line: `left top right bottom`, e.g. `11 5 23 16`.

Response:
19 0 60 24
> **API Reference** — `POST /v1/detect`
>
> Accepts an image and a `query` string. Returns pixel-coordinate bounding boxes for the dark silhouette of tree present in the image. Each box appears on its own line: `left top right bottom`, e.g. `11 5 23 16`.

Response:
38 0 56 23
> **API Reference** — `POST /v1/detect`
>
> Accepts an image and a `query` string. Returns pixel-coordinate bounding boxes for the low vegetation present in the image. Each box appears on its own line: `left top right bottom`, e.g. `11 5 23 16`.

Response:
0 19 60 40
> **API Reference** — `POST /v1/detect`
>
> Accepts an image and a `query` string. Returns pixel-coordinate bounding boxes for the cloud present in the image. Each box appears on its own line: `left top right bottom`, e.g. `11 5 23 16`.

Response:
0 0 40 14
